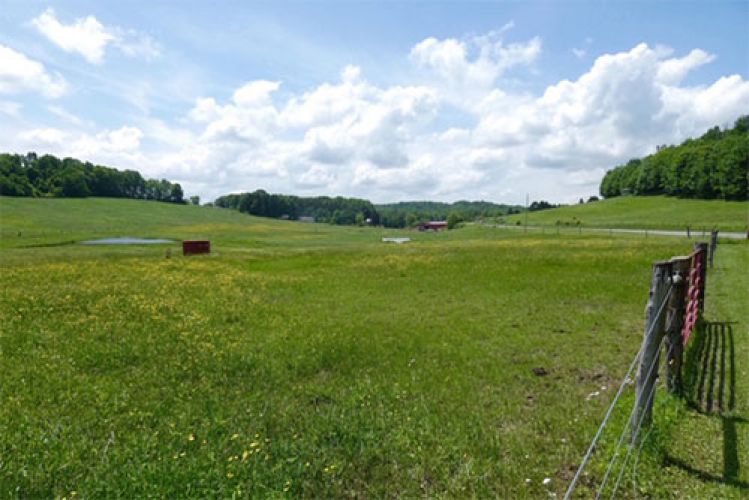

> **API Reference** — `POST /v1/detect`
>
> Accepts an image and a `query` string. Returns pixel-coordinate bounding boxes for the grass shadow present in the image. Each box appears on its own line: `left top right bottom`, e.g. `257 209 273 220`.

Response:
668 320 747 489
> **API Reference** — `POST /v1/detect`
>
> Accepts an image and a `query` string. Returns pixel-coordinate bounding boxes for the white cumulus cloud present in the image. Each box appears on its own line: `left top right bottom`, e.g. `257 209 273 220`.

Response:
32 8 160 64
0 44 67 98
410 30 541 97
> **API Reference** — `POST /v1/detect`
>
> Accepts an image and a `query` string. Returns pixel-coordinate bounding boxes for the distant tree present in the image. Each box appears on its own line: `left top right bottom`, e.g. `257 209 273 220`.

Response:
447 212 463 229
405 212 419 227
190 195 200 206
529 200 556 212
587 195 599 202
0 174 34 196
169 183 184 203
57 168 90 197
734 115 749 134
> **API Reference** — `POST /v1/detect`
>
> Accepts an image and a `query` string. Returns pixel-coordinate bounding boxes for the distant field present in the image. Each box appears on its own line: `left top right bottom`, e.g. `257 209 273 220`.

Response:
504 196 749 232
0 197 384 251
0 197 746 497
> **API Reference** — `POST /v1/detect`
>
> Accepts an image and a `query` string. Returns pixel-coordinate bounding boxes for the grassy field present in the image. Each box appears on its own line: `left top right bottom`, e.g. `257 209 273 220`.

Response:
0 197 746 497
504 196 749 232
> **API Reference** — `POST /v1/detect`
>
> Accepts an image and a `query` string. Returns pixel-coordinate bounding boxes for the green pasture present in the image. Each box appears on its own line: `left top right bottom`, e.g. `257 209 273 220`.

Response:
504 196 749 232
0 197 746 497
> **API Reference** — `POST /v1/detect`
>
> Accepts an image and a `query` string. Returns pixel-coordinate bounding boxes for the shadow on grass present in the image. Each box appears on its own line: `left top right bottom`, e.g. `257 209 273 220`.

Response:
665 321 748 490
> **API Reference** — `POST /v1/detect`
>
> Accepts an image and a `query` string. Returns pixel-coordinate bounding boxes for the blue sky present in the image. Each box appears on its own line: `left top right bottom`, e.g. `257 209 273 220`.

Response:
1 1 747 203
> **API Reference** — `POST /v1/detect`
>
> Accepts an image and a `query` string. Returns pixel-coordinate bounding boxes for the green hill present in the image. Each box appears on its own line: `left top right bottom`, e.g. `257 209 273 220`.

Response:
0 196 385 251
504 196 748 232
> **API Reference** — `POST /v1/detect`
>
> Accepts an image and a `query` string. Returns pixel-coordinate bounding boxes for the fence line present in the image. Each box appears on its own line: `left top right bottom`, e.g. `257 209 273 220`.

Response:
564 233 715 498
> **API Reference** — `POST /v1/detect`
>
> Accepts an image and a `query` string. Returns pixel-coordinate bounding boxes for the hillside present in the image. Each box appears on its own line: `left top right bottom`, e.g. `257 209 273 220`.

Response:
376 200 522 227
599 116 748 200
0 196 385 251
504 196 748 232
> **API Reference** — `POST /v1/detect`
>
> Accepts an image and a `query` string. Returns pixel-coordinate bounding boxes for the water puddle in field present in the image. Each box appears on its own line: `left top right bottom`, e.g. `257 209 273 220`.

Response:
80 237 175 245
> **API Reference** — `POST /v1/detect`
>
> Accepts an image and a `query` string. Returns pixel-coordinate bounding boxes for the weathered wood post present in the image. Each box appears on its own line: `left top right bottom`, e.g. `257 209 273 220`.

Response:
632 260 671 440
709 230 718 268
665 256 690 393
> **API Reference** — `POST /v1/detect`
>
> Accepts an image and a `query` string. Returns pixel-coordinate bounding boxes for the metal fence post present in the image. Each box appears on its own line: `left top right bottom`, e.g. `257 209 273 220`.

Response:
665 257 690 393
632 261 671 440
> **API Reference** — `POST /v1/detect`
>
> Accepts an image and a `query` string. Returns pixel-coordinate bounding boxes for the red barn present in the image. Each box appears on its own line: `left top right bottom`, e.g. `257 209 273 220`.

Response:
418 221 448 231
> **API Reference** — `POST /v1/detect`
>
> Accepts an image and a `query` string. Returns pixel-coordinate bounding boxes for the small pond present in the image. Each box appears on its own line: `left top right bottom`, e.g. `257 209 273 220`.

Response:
80 237 175 245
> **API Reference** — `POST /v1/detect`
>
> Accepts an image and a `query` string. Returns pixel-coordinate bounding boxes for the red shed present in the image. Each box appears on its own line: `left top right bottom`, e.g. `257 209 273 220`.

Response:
183 240 211 255
418 221 448 231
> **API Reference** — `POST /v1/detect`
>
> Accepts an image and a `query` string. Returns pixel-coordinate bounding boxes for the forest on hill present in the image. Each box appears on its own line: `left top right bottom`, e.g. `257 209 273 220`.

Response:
599 116 748 200
0 153 185 203
376 200 522 228
214 190 379 225
214 191 525 228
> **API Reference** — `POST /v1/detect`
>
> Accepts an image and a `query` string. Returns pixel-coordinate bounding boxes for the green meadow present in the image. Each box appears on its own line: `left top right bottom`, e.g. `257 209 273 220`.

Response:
504 195 749 232
0 197 746 497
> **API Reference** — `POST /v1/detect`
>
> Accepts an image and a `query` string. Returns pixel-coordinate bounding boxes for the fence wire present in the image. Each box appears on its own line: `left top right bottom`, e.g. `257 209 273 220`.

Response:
608 339 677 499
564 283 673 500
594 332 670 499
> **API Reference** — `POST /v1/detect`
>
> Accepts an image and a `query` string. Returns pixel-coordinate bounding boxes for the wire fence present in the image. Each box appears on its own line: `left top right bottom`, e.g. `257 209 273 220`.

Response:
564 237 714 499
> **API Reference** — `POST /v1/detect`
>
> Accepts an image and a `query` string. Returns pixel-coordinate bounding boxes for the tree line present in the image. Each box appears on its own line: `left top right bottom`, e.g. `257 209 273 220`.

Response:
599 116 748 200
214 190 379 225
376 200 522 228
214 192 527 228
0 152 185 203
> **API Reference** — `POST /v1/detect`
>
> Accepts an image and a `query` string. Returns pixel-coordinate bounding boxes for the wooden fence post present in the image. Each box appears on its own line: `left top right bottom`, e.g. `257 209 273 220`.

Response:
686 225 691 238
665 257 690 393
709 230 718 268
632 261 671 440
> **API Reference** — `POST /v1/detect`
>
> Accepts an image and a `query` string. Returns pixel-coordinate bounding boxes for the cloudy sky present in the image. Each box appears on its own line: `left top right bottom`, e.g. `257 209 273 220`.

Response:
1 1 747 204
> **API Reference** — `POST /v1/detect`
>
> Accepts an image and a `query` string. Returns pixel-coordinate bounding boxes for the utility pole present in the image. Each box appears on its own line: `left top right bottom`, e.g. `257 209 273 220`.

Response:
524 193 529 233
